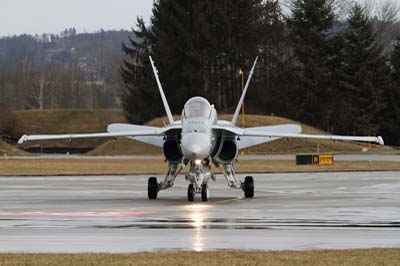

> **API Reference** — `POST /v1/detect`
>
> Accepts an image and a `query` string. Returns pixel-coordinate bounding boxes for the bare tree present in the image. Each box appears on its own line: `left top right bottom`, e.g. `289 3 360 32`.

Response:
375 0 400 48
33 72 46 109
377 0 400 23
333 0 355 19
18 54 33 109
280 0 354 19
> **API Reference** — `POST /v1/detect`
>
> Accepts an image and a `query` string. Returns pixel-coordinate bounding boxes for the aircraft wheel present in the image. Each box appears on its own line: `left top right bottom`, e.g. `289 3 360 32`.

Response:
148 177 158 200
244 176 254 198
201 184 209 202
188 184 195 202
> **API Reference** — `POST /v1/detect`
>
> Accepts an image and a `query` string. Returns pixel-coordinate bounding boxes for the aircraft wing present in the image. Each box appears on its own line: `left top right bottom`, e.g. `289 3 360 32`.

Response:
242 128 385 146
17 125 178 145
214 123 384 148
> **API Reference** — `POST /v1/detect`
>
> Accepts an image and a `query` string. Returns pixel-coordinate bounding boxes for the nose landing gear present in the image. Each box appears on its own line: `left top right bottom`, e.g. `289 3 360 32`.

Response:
188 184 195 202
187 183 209 202
201 184 209 202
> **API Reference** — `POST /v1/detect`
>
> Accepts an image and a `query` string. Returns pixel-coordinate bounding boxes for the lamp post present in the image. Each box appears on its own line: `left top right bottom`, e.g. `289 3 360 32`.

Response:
239 68 245 128
239 68 245 156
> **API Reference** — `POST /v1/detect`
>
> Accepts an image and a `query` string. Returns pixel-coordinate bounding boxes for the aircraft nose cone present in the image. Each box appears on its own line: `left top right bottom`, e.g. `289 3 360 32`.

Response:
182 133 211 160
186 144 202 159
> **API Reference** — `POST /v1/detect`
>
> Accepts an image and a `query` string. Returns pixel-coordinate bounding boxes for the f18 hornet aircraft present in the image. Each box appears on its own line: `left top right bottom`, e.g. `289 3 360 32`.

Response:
19 57 385 202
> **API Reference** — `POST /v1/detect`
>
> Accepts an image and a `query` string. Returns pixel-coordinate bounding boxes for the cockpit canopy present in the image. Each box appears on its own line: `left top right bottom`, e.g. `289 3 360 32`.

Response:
183 97 212 119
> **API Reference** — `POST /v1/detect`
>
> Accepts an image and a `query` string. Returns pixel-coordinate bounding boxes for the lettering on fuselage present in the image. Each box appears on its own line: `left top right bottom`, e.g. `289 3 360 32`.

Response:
188 121 206 125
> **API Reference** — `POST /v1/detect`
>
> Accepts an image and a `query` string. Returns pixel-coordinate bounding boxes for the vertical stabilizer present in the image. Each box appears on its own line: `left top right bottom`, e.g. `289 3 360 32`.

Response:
231 57 258 126
149 56 175 125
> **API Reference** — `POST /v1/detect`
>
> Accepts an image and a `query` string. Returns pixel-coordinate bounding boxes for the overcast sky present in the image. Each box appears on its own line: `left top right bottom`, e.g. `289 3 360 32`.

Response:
0 0 396 37
0 0 154 37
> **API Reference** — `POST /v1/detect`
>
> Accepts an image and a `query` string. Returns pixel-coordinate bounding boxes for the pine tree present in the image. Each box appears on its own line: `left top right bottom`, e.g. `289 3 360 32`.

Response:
120 18 162 123
254 1 292 116
121 0 268 122
340 4 387 135
392 35 400 86
380 96 400 146
286 0 336 128
379 35 400 146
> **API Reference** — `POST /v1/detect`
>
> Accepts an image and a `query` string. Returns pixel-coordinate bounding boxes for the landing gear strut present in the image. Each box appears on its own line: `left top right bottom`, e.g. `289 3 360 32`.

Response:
148 177 158 199
243 176 254 198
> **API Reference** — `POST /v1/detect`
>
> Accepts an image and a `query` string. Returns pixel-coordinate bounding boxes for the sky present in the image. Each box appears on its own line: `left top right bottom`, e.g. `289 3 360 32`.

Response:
0 0 154 37
0 0 396 37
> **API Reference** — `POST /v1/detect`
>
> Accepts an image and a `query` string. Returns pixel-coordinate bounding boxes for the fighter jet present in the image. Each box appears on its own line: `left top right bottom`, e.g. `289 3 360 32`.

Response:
18 57 385 202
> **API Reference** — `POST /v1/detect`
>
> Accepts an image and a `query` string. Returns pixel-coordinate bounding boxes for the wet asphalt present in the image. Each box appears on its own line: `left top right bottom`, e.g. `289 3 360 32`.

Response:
0 171 399 252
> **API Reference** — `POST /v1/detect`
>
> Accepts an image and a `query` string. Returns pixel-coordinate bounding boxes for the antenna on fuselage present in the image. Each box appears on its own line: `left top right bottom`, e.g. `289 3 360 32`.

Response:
149 56 175 125
231 57 258 126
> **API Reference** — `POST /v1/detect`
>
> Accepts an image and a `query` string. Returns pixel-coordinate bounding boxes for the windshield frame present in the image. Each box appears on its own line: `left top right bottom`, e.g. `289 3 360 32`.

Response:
183 97 212 119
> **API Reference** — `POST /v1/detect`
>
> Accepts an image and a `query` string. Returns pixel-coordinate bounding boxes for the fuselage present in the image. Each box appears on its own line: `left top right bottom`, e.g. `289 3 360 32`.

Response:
181 97 218 161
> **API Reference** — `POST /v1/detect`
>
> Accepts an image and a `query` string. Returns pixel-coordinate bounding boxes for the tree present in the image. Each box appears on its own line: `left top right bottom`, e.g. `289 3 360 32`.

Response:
120 18 163 124
392 35 400 85
286 0 336 128
339 4 388 135
379 35 400 145
250 1 292 116
121 0 268 123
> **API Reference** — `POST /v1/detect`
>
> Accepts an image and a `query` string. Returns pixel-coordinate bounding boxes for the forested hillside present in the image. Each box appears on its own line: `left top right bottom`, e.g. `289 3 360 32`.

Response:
0 29 130 110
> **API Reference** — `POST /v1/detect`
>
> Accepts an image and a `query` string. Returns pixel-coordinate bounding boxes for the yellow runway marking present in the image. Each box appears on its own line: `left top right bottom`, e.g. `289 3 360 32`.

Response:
210 197 242 205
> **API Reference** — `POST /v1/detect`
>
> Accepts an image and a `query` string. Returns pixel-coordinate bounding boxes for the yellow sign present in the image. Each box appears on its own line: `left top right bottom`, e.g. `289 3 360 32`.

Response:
319 155 334 165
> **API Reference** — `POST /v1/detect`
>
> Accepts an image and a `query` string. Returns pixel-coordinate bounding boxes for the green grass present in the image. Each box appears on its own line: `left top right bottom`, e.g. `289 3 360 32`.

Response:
0 249 399 266
0 140 27 156
16 109 126 149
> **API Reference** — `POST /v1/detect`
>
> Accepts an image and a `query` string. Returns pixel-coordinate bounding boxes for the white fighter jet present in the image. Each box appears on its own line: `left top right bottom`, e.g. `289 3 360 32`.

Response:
18 57 385 202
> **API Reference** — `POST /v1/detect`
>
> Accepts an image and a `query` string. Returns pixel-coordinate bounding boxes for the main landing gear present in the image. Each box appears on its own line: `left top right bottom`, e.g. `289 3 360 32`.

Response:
148 177 159 199
220 163 255 199
242 176 254 198
148 174 254 201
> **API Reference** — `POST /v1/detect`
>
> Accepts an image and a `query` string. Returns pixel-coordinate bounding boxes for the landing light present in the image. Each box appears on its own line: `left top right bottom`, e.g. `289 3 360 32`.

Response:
194 159 202 166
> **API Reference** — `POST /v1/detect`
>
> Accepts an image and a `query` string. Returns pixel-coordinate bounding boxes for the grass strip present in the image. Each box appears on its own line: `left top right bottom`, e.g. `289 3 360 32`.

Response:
0 159 399 176
0 249 400 266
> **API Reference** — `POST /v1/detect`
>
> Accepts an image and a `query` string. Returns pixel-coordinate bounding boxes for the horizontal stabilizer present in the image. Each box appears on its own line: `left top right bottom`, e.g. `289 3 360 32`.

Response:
237 124 301 149
108 123 164 148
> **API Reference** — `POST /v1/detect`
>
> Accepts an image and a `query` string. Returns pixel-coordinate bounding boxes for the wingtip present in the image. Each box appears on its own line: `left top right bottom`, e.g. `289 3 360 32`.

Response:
18 135 27 145
377 136 384 146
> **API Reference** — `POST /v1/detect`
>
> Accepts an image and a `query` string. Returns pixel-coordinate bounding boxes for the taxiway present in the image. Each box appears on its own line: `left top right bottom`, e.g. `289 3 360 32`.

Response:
0 172 399 252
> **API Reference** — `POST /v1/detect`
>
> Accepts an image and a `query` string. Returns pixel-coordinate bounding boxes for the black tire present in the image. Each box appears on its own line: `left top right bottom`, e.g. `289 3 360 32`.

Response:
188 184 195 202
148 177 158 200
244 176 254 198
201 184 209 202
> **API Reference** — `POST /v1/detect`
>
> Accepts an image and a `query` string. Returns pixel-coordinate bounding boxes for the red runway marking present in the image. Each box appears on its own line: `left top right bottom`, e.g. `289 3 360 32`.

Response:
0 211 158 217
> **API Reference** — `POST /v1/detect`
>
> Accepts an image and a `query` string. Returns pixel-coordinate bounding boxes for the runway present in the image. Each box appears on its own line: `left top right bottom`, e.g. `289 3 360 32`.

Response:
0 172 400 253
